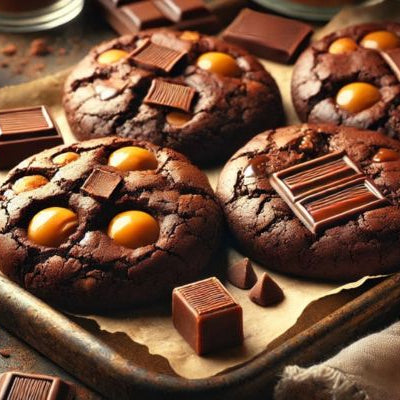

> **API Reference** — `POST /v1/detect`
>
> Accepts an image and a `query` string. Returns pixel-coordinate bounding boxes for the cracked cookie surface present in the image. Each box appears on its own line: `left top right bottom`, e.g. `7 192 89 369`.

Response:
0 137 222 312
63 29 284 166
291 22 400 138
216 124 400 281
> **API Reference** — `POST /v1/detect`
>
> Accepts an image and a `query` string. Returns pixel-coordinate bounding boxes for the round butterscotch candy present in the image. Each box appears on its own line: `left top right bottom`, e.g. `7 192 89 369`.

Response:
12 175 49 194
53 152 80 166
97 49 129 65
336 82 381 113
360 30 400 51
107 210 159 250
196 52 240 77
166 112 192 127
108 146 157 172
328 37 358 54
28 207 78 247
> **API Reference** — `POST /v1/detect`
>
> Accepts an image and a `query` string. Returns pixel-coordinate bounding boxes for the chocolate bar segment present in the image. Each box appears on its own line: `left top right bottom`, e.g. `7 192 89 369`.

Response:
144 79 196 112
173 277 243 355
222 8 313 64
381 48 400 81
130 39 187 73
270 151 388 234
0 106 63 169
81 168 122 200
153 0 211 23
0 371 74 400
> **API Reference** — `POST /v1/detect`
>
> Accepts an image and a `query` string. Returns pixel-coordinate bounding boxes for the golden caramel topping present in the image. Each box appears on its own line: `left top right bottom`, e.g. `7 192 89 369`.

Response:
28 207 78 247
373 148 400 162
97 49 129 65
108 146 157 172
328 37 358 54
196 52 240 77
53 152 80 166
360 30 400 51
180 31 200 42
107 210 159 249
12 175 49 194
166 111 192 127
336 82 381 113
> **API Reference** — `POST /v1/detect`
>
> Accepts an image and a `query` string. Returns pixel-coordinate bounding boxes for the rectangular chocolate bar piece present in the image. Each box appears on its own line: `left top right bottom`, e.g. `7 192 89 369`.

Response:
222 8 313 64
81 168 122 201
0 371 74 400
173 277 243 355
0 106 64 169
270 151 388 234
144 79 196 112
153 0 211 23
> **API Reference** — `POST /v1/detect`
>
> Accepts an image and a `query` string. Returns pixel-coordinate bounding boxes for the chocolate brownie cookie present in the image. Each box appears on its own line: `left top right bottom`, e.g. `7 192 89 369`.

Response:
291 22 400 138
63 29 284 166
0 137 222 312
217 124 400 281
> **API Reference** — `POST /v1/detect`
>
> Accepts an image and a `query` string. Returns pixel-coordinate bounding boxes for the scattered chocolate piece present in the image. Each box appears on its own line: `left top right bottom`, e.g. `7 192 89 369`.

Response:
121 2 171 31
81 168 122 200
130 39 187 74
144 79 196 112
249 273 284 307
153 0 211 23
173 277 243 355
227 258 257 289
222 8 313 64
0 106 63 169
0 371 74 400
382 48 400 81
1 44 17 56
0 348 11 358
269 151 388 234
29 38 51 56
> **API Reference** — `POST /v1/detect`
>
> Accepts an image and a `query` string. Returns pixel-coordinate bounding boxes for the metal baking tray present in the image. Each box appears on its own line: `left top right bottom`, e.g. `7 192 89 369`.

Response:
0 272 399 399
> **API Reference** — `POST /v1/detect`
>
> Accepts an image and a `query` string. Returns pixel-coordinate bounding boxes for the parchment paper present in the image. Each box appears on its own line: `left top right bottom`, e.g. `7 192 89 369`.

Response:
0 0 399 379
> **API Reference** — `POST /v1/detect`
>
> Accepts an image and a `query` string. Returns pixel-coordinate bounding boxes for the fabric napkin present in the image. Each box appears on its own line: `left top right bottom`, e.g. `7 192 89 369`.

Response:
275 321 400 400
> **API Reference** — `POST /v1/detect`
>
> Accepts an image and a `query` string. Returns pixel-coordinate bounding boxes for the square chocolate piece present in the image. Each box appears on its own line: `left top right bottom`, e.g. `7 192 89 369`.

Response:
0 105 64 169
0 371 74 400
81 168 122 201
222 8 313 64
270 151 389 234
173 277 243 355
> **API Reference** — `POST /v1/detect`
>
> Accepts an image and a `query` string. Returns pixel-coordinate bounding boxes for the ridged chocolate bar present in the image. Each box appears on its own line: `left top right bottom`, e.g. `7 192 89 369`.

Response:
270 151 388 234
0 371 74 400
173 277 243 355
0 106 63 169
95 0 218 36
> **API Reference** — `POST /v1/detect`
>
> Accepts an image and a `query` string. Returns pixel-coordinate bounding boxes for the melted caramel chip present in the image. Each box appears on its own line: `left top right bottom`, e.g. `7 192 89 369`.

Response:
28 207 78 247
180 31 200 42
166 111 192 127
360 30 400 51
97 49 129 65
336 82 381 113
53 152 80 166
196 52 240 77
373 148 400 162
107 210 159 249
13 175 49 194
108 146 157 172
328 37 358 54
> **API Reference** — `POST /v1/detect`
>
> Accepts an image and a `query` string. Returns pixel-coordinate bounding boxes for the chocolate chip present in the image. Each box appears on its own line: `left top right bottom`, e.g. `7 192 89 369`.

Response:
227 258 257 289
249 273 284 306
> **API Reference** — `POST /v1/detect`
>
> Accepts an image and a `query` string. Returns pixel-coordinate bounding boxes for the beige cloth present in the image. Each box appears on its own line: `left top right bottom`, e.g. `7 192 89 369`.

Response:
275 321 400 400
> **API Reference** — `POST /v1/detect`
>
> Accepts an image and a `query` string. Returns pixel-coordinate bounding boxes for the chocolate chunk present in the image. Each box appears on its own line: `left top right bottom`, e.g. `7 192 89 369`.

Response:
172 277 243 355
120 2 171 31
227 258 257 289
153 0 210 23
0 371 74 400
81 168 122 200
130 39 187 73
144 79 196 112
269 151 389 234
0 106 63 169
222 8 313 64
382 48 400 81
249 273 284 307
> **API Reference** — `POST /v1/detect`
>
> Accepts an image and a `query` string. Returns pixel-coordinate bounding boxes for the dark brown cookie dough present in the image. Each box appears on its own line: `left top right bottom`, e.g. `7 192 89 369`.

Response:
0 137 222 312
63 29 284 166
217 124 400 281
291 22 400 138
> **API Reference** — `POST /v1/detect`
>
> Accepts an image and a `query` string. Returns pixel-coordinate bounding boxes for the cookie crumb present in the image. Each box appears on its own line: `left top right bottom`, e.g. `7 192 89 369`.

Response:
2 44 17 56
0 348 11 358
29 39 51 56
